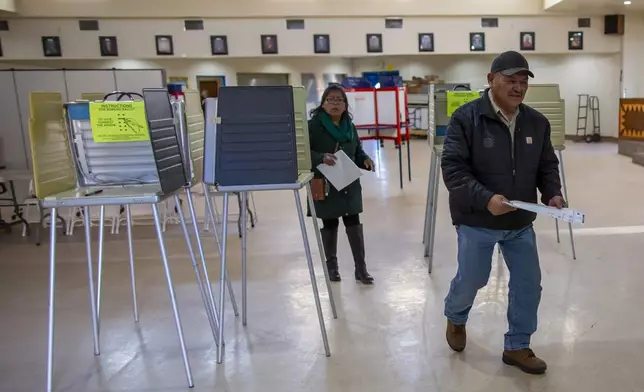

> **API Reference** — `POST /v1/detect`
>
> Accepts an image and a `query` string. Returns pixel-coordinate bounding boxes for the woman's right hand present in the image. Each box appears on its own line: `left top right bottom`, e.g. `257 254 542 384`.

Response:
322 153 337 166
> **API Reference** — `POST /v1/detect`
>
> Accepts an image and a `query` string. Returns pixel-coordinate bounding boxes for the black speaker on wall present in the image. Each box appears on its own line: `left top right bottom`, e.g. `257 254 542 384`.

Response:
604 14 624 35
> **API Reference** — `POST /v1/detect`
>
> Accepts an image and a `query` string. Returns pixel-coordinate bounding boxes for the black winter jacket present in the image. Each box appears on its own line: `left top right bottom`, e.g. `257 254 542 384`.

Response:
441 89 562 230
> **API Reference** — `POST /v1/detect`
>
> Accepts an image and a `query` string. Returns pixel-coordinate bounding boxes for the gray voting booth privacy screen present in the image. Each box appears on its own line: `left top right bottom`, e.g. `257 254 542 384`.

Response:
142 88 188 195
203 86 299 186
0 69 165 170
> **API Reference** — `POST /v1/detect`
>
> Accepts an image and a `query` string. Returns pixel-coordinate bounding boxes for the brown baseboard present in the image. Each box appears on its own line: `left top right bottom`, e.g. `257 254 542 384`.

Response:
565 135 617 143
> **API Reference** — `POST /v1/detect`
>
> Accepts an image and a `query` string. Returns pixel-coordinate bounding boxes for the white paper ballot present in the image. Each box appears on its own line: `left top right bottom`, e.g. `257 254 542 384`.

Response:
504 200 585 225
316 150 363 191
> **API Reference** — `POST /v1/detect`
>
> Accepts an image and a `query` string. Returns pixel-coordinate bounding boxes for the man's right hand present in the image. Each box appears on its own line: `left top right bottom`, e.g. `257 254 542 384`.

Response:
487 194 517 216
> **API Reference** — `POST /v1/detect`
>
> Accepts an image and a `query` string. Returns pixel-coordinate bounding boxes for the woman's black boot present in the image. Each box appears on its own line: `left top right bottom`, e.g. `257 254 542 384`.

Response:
321 227 341 281
346 224 374 285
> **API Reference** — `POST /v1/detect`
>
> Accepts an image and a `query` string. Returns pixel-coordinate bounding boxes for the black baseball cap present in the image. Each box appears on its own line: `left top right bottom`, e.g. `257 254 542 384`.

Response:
490 51 534 78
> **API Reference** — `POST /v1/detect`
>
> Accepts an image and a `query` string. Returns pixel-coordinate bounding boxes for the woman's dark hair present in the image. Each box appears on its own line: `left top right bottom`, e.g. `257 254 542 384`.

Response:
309 84 352 121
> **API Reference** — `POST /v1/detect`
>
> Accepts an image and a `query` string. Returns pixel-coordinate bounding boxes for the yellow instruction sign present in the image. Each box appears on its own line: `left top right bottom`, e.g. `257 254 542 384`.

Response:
446 91 480 117
89 101 150 143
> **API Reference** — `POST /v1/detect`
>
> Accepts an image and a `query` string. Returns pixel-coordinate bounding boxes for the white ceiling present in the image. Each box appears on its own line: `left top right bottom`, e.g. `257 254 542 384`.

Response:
548 0 644 12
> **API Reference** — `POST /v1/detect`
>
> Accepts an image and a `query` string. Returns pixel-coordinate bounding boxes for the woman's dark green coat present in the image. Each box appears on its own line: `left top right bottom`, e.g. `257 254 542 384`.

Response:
308 115 371 220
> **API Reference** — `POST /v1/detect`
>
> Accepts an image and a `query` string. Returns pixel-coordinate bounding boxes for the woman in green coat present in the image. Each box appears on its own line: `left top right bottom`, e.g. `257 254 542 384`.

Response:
309 84 375 285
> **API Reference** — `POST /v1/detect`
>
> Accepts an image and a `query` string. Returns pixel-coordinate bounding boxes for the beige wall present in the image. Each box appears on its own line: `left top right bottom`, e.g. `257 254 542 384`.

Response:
1 52 621 137
622 13 644 98
0 0 15 12
13 0 545 18
544 0 565 8
0 16 620 60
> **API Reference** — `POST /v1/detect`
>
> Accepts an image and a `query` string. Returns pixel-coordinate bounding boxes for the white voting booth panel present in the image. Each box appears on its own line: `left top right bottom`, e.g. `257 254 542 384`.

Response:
376 87 408 137
345 89 377 127
345 87 407 136
377 89 397 125
346 86 411 189
0 69 165 171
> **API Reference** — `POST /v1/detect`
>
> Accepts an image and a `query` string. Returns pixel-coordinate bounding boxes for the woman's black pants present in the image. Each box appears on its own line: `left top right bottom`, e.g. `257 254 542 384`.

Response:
322 214 360 230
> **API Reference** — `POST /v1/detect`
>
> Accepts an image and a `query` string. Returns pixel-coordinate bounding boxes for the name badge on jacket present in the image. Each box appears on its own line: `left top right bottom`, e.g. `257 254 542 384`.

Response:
526 137 533 144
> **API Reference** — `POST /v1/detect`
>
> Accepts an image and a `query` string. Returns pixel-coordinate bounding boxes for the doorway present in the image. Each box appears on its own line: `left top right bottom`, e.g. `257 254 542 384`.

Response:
197 76 226 98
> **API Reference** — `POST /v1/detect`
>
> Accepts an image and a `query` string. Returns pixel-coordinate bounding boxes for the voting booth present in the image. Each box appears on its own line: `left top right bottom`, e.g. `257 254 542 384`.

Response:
422 84 476 272
523 84 576 259
345 86 411 189
168 86 241 344
202 85 337 364
524 84 566 148
39 89 218 391
422 84 480 272
433 84 473 138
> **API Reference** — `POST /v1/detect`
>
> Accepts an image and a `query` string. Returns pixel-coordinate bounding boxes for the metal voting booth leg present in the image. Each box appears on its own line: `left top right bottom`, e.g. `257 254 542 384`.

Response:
398 141 404 189
407 136 412 183
94 190 241 344
174 193 221 342
46 203 195 392
213 184 335 364
395 138 413 190
184 187 240 331
554 149 577 260
305 185 338 321
202 187 242 319
423 150 441 273
125 206 139 322
202 189 256 238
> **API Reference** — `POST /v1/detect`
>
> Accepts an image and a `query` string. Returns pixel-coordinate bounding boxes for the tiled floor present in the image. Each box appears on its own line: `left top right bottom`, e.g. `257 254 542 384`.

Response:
2 140 644 392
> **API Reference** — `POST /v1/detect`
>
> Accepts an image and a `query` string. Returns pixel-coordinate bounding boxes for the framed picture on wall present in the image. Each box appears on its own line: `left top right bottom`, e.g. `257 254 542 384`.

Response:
261 34 278 54
366 34 382 53
568 31 583 50
99 36 118 56
210 35 228 55
469 32 485 52
418 33 434 52
314 34 330 54
520 32 535 51
155 35 174 55
42 36 62 57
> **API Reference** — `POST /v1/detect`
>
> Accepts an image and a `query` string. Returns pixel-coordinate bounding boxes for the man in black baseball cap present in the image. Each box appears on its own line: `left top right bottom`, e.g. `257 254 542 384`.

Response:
441 50 565 375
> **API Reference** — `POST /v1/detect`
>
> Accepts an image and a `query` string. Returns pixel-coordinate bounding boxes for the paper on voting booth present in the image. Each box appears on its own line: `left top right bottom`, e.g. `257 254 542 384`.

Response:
89 101 150 143
316 150 363 191
446 91 480 117
504 200 585 225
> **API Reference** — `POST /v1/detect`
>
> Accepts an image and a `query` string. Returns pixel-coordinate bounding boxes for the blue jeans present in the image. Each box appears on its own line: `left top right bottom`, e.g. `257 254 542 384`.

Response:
444 224 542 350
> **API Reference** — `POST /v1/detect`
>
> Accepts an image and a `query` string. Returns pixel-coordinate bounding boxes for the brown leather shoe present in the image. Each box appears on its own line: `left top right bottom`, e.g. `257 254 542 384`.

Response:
502 348 547 374
446 320 466 352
